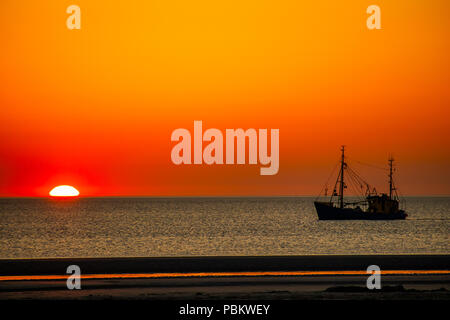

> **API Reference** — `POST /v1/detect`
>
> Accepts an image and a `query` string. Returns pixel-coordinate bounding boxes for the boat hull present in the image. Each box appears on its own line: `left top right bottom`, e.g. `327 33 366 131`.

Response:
314 201 407 220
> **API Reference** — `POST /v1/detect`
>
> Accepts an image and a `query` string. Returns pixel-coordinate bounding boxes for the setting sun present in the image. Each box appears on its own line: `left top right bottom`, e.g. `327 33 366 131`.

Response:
49 185 80 197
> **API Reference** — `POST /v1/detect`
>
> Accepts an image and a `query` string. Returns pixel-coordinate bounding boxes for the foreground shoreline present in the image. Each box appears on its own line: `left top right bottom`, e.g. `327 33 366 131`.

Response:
1 255 449 300
0 254 449 275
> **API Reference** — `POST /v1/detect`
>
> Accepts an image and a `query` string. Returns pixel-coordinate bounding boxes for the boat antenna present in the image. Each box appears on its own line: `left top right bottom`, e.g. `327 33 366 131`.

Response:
339 145 346 208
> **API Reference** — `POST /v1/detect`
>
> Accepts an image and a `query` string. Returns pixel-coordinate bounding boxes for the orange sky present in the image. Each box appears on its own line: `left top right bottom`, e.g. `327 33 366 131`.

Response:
0 0 449 196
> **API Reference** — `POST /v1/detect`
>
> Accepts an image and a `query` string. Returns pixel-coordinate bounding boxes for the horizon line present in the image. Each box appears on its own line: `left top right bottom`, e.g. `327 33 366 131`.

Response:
1 194 450 199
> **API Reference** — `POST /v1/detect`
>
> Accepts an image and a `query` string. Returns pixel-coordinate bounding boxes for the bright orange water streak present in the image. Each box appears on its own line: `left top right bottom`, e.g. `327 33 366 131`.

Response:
1 270 449 281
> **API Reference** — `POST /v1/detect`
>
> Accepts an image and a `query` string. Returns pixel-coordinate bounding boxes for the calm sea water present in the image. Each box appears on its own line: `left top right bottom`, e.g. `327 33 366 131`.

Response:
0 197 448 258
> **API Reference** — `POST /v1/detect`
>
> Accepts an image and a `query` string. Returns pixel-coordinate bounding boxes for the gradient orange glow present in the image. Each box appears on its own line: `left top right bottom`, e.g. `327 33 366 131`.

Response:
0 1 449 196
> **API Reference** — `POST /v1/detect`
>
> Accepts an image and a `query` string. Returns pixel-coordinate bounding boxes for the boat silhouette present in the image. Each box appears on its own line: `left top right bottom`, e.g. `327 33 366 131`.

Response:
314 146 407 220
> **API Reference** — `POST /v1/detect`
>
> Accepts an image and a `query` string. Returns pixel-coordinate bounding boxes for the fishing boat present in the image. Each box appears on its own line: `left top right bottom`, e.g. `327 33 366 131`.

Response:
314 146 407 220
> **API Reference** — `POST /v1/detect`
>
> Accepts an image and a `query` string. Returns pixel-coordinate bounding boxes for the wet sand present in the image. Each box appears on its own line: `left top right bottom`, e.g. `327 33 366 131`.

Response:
0 255 449 300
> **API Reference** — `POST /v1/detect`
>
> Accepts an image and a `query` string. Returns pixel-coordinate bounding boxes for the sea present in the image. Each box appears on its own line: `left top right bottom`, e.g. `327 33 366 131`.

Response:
0 197 448 259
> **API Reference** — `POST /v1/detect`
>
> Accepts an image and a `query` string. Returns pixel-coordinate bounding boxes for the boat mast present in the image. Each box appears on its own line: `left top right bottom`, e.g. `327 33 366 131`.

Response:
388 156 394 199
339 145 345 208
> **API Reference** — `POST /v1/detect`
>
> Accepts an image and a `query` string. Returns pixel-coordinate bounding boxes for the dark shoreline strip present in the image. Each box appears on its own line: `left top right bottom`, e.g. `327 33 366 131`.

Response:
0 255 449 276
